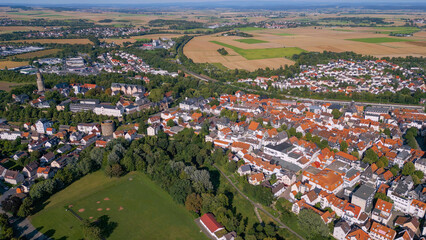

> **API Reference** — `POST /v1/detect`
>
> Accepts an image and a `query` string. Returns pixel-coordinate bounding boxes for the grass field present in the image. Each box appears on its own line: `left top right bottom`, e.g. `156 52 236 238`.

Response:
30 171 207 240
374 26 420 35
235 27 263 32
0 81 29 91
0 61 29 69
210 41 306 60
135 38 151 42
346 37 414 43
234 38 269 44
13 49 61 59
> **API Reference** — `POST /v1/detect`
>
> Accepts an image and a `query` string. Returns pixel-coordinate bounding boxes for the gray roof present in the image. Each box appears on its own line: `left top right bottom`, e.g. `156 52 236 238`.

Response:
353 184 375 200
266 141 294 153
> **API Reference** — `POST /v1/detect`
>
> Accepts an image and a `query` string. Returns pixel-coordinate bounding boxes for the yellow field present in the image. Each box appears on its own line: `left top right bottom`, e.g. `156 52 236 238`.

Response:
13 49 61 59
0 26 46 34
0 61 29 69
184 27 426 70
6 38 92 45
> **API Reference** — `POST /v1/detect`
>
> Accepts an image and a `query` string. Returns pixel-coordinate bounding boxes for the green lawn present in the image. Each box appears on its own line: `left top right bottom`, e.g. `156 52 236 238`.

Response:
30 171 206 240
135 38 151 42
234 38 269 44
210 41 306 60
346 37 414 43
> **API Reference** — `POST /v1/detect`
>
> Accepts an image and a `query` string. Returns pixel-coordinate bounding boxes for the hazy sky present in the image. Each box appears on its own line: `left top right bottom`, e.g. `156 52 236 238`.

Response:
4 0 423 4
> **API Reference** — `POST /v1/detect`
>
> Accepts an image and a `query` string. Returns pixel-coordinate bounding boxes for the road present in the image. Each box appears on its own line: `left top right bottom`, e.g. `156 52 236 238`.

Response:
182 69 424 111
213 164 305 240
0 187 49 240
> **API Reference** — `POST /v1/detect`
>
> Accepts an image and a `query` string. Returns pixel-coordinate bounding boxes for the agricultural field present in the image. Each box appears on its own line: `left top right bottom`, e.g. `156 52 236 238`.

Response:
30 171 207 240
210 41 306 60
12 49 61 59
102 34 185 45
6 38 92 45
347 37 414 43
184 26 426 70
0 26 46 34
234 38 269 44
0 61 29 70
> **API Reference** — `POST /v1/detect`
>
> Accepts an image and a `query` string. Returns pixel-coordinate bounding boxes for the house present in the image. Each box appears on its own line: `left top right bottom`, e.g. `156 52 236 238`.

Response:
4 170 24 185
369 221 396 240
22 161 39 178
415 158 426 175
147 123 160 136
57 144 72 154
351 184 375 213
40 152 56 164
272 183 286 197
13 151 28 161
394 229 414 240
249 172 265 185
345 228 370 240
35 118 52 134
200 213 225 240
333 220 351 240
394 216 420 234
37 167 53 179
371 199 393 225
238 165 251 176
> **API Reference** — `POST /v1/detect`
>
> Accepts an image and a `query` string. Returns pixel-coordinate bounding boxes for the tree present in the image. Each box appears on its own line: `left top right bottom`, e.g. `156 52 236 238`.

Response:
1 196 22 216
185 193 202 213
148 88 164 102
402 162 415 176
340 141 348 152
351 150 359 160
363 148 378 164
331 109 342 119
167 119 175 127
82 220 102 240
105 164 123 178
384 128 391 138
298 209 329 238
170 179 192 204
17 197 34 217
414 170 424 180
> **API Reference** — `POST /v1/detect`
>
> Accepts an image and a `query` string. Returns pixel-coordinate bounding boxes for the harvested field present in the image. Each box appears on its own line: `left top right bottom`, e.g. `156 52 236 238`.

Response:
6 38 92 45
13 49 61 59
0 26 45 34
0 61 29 69
184 26 426 70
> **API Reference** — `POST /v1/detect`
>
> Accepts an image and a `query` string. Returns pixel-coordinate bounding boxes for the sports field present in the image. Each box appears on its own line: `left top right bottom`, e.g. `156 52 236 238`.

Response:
30 171 207 240
234 38 269 44
210 41 306 60
347 37 414 43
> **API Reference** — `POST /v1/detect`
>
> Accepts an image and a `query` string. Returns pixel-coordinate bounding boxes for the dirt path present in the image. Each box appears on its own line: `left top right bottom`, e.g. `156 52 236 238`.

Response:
213 164 305 240
254 207 263 223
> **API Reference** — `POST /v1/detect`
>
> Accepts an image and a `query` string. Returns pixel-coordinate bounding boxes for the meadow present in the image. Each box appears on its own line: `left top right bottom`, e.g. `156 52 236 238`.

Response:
30 171 207 240
234 38 269 44
210 41 306 60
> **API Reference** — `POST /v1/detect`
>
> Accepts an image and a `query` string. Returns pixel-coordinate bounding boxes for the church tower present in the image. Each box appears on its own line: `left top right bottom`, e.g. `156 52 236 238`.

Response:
36 70 45 92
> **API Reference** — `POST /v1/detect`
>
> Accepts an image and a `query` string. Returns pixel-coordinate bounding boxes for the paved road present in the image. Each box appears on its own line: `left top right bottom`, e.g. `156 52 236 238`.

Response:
213 164 305 240
182 69 424 110
0 187 49 240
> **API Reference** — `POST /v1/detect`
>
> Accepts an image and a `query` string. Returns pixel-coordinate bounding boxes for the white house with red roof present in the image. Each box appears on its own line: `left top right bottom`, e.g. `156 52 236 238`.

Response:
200 213 226 240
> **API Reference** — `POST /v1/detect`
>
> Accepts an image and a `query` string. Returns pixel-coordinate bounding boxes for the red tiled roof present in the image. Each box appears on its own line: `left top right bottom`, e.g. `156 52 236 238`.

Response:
200 213 223 233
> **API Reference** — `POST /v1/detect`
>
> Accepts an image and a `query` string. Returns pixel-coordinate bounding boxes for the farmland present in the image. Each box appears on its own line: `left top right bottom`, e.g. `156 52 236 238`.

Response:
184 26 426 70
30 171 207 240
234 38 269 44
0 81 29 91
0 61 29 69
6 38 92 45
347 37 414 43
12 49 61 59
210 41 306 60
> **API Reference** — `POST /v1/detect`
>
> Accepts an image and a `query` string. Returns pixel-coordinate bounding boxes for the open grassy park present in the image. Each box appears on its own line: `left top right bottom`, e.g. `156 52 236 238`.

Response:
234 38 269 44
346 37 415 43
30 171 207 240
210 41 306 60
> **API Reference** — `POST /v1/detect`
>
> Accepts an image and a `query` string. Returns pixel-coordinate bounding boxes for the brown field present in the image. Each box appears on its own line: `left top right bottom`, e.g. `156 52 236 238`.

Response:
6 38 92 45
184 26 426 70
0 26 46 34
102 34 185 45
0 61 29 69
13 48 61 59
0 81 29 91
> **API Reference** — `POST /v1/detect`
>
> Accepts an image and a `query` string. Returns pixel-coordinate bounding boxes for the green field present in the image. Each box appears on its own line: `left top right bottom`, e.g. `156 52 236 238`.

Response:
30 171 207 240
235 27 264 32
374 26 420 34
210 41 306 60
234 38 269 44
346 37 414 43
